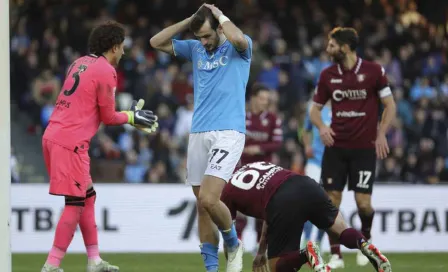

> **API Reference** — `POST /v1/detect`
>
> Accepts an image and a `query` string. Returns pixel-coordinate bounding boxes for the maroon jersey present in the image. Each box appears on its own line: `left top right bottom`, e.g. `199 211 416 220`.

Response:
241 111 282 165
313 58 392 148
221 162 295 220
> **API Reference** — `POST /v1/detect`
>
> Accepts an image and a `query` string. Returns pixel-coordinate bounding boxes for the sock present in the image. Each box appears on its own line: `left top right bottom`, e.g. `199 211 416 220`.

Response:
235 215 247 240
329 236 342 258
220 223 239 251
316 229 325 244
200 243 219 272
339 228 367 249
303 221 313 241
255 219 263 242
80 189 101 264
46 205 83 267
359 211 375 240
276 250 308 272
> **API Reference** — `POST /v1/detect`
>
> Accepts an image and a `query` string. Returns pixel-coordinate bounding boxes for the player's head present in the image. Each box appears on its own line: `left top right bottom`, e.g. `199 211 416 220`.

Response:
326 27 359 63
88 21 125 66
190 5 222 51
250 83 270 113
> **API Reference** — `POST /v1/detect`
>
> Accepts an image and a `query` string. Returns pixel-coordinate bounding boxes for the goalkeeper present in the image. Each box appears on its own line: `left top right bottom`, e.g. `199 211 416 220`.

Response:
41 21 157 272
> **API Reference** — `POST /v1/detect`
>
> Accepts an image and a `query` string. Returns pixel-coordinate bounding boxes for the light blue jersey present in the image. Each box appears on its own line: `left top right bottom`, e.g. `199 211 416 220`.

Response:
172 36 252 133
304 104 332 166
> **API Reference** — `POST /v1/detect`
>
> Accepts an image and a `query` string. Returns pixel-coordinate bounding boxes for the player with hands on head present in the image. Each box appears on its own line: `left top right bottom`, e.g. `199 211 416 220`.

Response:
221 161 392 272
310 27 396 269
41 21 157 272
151 3 252 272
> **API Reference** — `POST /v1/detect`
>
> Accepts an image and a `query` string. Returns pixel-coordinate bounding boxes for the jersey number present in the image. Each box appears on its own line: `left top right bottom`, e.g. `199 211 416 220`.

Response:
210 149 229 164
63 64 88 96
230 162 276 190
357 171 372 189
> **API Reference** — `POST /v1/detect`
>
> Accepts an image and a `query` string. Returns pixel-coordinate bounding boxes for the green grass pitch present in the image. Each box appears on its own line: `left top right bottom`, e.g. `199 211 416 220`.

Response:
13 253 447 271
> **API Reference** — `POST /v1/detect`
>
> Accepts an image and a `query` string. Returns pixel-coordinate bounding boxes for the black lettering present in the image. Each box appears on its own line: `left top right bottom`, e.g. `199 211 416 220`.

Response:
182 201 197 240
12 208 30 231
377 210 393 232
168 200 189 216
398 210 415 232
420 210 440 232
446 211 448 232
103 209 118 232
35 208 53 231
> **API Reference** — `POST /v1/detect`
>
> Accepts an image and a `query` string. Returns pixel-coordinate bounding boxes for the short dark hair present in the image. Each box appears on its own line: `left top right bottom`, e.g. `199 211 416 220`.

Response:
250 83 269 97
88 21 125 55
329 27 359 51
190 5 219 33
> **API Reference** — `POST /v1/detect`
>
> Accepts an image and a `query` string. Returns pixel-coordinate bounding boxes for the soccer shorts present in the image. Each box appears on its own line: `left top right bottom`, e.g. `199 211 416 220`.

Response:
42 139 92 198
265 175 339 259
186 130 245 186
321 146 376 194
305 162 322 184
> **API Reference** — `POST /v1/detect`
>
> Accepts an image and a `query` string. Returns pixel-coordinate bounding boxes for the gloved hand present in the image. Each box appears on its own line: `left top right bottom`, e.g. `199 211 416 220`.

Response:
122 99 158 133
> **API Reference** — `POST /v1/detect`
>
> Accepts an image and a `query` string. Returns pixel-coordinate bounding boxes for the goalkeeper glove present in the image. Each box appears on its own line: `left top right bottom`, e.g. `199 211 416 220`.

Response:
122 99 158 133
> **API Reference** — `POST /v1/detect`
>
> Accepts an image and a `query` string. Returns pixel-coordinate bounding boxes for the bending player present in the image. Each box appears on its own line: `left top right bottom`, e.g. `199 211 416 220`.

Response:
150 4 251 272
221 162 392 272
237 83 282 250
310 27 396 268
301 100 331 247
41 21 158 272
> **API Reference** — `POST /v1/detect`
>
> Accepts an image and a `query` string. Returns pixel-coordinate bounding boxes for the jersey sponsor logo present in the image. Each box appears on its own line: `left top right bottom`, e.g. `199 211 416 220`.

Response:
336 111 366 118
357 74 365 82
246 130 269 141
332 89 367 102
197 56 229 70
330 78 343 84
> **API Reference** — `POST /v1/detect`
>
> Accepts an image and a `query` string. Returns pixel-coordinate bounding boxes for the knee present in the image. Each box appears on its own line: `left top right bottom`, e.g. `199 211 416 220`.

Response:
198 193 219 212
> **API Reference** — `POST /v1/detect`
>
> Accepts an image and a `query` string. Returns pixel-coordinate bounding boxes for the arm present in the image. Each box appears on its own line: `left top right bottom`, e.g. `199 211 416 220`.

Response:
204 4 249 52
97 72 129 126
378 95 396 136
257 221 268 255
149 17 192 55
309 103 325 129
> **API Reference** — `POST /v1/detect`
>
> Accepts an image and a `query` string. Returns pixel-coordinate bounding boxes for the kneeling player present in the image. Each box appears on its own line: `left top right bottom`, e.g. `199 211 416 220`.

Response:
221 162 391 272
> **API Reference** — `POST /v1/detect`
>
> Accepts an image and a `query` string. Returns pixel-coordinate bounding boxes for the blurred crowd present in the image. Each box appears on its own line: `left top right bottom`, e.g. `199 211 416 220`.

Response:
9 0 448 183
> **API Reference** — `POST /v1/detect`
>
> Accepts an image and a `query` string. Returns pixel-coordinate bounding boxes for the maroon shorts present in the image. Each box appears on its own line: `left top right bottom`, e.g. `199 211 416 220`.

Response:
42 139 92 198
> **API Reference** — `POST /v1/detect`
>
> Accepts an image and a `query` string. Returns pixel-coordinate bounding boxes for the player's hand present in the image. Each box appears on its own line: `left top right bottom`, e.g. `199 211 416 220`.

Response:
252 252 268 272
305 145 314 158
319 126 336 146
375 132 389 159
203 4 224 19
124 99 159 133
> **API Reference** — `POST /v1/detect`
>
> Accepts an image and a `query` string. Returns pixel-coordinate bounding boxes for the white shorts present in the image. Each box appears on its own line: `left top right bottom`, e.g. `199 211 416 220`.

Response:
305 163 322 184
186 130 245 186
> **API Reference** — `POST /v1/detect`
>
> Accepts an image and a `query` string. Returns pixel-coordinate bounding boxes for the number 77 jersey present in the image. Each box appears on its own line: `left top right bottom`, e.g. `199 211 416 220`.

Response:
43 54 128 152
220 161 295 220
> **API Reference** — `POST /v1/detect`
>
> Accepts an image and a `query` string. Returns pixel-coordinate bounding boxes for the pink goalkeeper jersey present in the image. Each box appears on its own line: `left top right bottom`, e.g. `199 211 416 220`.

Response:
43 54 129 152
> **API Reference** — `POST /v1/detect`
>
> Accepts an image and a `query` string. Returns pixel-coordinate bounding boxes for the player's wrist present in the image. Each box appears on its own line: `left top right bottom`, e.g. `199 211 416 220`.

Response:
121 111 134 124
218 14 230 25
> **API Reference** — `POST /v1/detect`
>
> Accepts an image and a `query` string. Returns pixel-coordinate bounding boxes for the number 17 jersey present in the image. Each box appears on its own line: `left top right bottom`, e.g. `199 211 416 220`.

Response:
43 54 128 152
220 162 295 220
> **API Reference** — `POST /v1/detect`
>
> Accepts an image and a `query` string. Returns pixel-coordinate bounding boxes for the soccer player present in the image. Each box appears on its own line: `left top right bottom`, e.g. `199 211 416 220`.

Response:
221 161 392 272
150 4 251 272
41 21 158 272
310 27 396 269
301 100 331 247
236 83 282 249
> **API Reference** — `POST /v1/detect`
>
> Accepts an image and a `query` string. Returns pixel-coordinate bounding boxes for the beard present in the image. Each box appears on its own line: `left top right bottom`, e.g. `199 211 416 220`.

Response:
330 50 346 63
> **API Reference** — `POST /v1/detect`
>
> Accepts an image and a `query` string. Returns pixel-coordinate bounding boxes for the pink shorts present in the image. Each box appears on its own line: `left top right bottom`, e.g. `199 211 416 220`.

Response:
42 139 92 198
